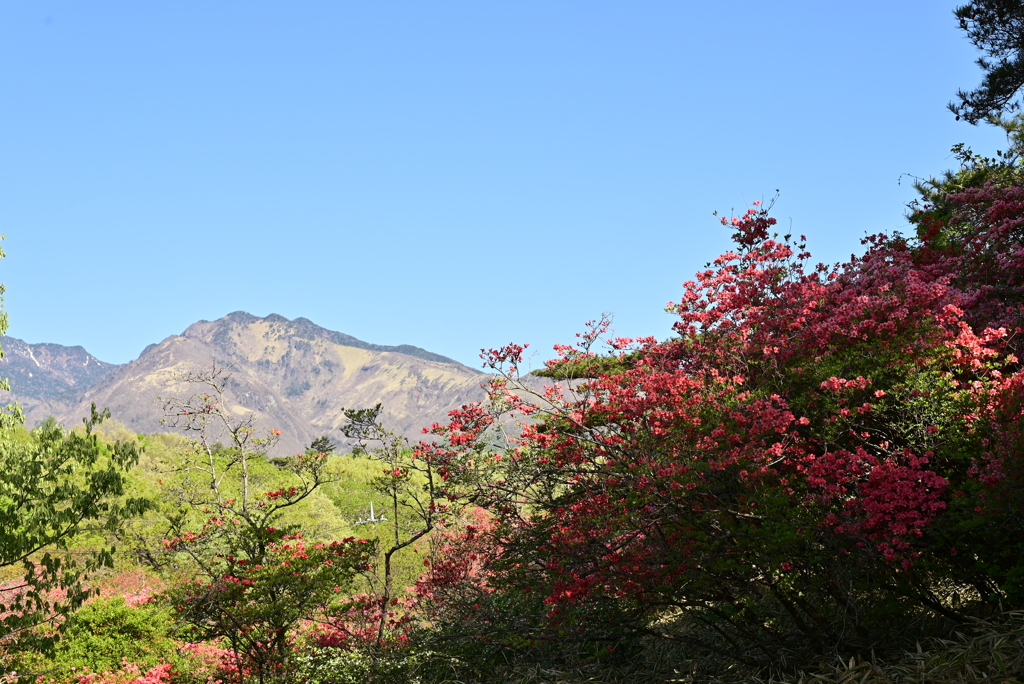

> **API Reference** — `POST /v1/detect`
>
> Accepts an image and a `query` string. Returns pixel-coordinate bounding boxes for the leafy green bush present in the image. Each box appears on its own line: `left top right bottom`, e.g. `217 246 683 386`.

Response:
292 645 461 684
48 597 180 675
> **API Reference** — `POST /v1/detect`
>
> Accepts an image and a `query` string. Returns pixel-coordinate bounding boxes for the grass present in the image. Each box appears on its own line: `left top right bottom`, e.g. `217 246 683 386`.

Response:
483 612 1024 684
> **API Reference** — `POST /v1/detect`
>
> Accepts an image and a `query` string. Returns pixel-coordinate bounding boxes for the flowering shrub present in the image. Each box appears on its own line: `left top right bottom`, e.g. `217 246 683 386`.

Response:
311 592 414 652
167 534 373 683
72 660 174 684
413 507 495 611
155 367 379 683
412 196 1024 669
174 641 238 684
90 568 166 608
47 598 178 676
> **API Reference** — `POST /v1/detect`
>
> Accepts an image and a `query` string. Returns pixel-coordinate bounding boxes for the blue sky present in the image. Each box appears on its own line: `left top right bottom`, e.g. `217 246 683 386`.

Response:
0 2 1011 370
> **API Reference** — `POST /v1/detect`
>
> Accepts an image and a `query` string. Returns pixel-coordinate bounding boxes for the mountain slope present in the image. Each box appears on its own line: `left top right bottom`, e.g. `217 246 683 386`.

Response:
0 336 122 424
63 312 489 455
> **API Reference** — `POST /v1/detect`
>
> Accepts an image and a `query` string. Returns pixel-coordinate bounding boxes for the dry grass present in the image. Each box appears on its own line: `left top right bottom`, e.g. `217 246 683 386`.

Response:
667 611 1024 684
790 611 1024 684
481 612 1024 684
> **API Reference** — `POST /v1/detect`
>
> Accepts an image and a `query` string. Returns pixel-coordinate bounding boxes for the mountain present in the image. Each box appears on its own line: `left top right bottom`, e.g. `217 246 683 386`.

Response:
0 336 122 424
20 312 489 456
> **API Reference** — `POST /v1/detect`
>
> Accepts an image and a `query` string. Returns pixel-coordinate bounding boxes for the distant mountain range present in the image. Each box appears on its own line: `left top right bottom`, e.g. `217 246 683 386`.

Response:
0 312 490 455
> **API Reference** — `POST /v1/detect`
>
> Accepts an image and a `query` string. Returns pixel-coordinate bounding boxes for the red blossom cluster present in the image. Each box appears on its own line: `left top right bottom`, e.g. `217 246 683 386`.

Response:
165 532 373 683
412 196 1024 661
310 591 414 652
71 661 174 684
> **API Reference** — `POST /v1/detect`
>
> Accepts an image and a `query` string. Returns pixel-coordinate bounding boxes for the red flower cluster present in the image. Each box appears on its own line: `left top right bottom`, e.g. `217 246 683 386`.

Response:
414 196 1024 659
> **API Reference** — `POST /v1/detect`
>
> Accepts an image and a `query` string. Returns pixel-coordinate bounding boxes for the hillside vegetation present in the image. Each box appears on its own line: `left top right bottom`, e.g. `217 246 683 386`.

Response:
3 125 1024 682
5 15 1024 682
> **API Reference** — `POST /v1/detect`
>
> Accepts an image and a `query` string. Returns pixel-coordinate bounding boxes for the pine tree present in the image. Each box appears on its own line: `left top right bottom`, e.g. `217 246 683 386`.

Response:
951 0 1024 123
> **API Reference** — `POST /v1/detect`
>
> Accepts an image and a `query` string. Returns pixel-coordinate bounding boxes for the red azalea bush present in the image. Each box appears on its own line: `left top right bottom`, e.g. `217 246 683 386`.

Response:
167 533 373 684
298 510 495 663
90 568 167 608
71 661 175 684
292 510 506 684
413 507 495 613
411 197 1024 671
310 591 415 653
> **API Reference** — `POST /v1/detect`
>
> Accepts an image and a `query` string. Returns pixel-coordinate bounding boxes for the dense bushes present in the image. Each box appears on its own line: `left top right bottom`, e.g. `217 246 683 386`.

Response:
406 184 1024 677
47 598 180 675
51 164 1020 683
6 141 1024 684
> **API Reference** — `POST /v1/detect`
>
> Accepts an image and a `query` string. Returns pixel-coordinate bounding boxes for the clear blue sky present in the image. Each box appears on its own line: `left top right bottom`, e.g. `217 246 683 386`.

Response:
0 2 1011 370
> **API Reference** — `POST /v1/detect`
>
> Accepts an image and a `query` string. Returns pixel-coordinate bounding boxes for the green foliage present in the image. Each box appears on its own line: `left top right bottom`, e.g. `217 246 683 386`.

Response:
119 433 355 577
307 451 429 595
0 240 149 657
951 0 1024 123
12 593 239 684
47 597 180 675
292 645 460 684
530 351 638 380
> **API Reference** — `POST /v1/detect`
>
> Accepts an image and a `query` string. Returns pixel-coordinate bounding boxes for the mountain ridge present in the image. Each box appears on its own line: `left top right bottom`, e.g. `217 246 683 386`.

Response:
184 312 472 369
1 313 489 455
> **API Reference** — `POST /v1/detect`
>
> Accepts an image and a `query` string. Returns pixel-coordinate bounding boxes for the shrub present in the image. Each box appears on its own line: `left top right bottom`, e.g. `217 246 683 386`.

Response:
48 598 180 677
411 198 1024 673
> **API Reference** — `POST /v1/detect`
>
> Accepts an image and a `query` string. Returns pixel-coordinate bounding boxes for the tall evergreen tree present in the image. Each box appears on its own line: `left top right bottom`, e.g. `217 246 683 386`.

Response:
951 0 1024 123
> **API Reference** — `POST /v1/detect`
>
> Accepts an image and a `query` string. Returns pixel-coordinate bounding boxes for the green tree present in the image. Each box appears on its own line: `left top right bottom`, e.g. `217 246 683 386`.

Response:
0 237 148 659
907 115 1024 231
339 404 449 645
307 435 335 456
951 0 1024 123
158 366 372 683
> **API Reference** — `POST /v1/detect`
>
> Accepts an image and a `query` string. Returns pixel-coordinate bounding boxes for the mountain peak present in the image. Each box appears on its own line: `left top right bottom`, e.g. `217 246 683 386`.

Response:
0 335 121 409
4 313 487 455
182 312 470 369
